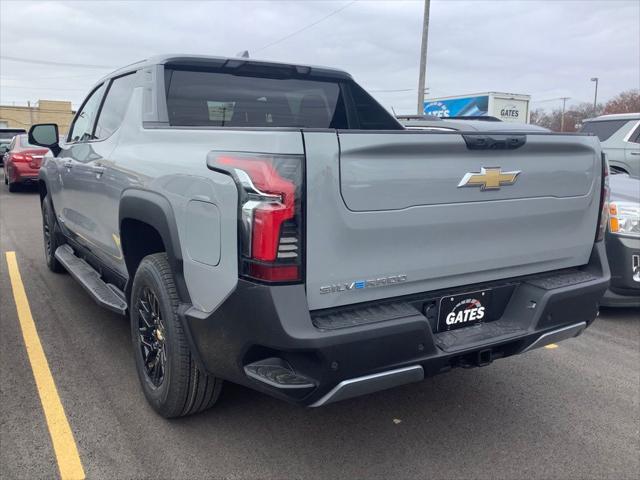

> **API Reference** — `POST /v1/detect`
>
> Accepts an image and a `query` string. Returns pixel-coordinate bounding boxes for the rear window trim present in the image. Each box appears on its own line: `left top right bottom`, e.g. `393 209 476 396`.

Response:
623 120 640 143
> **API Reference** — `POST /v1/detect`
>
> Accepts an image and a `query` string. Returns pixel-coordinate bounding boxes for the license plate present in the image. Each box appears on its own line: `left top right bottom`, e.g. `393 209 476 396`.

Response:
438 289 492 332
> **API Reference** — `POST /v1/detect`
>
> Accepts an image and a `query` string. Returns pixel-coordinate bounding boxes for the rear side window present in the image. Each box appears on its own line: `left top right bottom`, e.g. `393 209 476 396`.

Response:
348 82 401 129
580 120 628 142
165 68 401 130
94 73 137 139
628 124 640 144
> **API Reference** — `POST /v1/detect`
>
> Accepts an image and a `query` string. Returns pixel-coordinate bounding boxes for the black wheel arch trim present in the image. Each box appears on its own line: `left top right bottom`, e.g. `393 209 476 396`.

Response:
37 169 51 204
118 188 191 304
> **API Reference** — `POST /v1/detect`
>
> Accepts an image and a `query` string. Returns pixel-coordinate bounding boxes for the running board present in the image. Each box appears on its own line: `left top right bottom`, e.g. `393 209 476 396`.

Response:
54 245 127 315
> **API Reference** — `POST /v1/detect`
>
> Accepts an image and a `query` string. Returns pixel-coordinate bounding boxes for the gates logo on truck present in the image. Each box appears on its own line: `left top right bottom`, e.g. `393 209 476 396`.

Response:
320 275 407 294
500 104 520 119
445 298 486 326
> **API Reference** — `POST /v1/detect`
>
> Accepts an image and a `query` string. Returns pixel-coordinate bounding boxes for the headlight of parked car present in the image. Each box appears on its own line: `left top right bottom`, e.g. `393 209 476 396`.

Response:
609 202 640 237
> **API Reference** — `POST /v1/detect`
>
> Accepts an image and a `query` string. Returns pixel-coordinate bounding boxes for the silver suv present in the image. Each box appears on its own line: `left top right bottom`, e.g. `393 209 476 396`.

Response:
580 113 640 177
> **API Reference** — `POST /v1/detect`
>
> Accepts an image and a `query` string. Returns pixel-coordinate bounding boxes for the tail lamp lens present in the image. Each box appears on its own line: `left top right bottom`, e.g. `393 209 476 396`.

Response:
596 153 610 242
210 152 303 283
12 153 29 162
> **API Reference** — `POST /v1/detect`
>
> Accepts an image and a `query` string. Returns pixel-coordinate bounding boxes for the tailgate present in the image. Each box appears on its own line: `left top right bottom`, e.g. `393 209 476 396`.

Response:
304 130 601 310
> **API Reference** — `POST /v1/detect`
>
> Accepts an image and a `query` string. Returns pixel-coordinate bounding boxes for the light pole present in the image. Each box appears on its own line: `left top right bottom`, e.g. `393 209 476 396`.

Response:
417 0 431 115
590 77 599 115
560 97 570 132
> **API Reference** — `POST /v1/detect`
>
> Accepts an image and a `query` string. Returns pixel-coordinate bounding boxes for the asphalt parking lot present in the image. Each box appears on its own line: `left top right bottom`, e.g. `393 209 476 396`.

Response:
0 175 638 480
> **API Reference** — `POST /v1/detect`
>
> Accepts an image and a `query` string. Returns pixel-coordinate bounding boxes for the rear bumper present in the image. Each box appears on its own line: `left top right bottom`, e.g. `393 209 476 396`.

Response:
183 243 610 406
601 289 640 307
8 165 39 183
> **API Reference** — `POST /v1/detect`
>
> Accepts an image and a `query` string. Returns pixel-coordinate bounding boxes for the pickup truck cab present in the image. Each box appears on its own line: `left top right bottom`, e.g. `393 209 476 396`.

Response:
29 55 610 417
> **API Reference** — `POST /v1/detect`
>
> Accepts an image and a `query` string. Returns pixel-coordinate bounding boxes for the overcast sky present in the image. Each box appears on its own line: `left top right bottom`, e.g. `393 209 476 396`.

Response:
1 0 638 114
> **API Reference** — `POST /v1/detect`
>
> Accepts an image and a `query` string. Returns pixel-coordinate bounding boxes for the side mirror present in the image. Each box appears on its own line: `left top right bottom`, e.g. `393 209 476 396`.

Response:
29 124 61 156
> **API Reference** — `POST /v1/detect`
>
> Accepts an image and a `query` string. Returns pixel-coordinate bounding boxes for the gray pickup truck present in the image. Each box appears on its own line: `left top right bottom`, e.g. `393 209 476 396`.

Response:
29 55 610 417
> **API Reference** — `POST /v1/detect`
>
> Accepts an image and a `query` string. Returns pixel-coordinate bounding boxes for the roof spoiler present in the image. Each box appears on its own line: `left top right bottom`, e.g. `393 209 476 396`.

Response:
163 57 351 80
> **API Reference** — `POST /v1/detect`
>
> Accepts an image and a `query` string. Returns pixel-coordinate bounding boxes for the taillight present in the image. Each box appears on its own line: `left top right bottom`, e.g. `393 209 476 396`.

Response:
595 152 610 242
12 153 30 162
209 152 304 283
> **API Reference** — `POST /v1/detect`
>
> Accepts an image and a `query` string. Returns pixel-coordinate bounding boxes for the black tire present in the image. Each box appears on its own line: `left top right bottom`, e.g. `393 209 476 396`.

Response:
41 194 65 273
130 253 222 418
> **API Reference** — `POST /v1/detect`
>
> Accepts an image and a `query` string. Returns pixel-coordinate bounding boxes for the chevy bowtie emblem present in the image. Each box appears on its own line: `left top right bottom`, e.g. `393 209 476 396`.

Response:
458 167 521 190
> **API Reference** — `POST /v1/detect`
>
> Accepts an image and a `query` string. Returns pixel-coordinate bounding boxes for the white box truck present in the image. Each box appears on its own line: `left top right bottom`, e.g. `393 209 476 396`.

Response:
424 92 531 123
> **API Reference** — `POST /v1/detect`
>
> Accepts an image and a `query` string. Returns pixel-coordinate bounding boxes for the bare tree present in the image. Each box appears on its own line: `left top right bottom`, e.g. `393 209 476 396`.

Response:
531 102 605 132
603 89 640 114
530 89 639 132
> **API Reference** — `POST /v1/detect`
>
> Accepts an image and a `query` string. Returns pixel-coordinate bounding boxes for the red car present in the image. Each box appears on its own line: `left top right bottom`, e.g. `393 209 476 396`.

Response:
3 134 47 192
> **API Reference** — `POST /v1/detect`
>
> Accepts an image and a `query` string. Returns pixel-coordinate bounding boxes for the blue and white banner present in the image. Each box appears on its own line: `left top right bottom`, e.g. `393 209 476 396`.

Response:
424 95 489 117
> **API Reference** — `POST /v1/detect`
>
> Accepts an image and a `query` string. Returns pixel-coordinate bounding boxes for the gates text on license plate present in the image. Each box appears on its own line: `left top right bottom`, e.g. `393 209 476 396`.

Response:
438 289 492 332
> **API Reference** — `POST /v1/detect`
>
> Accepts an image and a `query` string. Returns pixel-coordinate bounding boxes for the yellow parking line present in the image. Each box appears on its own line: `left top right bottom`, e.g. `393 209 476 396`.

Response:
5 252 85 480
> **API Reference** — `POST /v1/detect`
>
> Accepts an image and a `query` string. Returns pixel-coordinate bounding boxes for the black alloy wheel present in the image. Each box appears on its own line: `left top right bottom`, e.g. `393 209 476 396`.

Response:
137 286 167 387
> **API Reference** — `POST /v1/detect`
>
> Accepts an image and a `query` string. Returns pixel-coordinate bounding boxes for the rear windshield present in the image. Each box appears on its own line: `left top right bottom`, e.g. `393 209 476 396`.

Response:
165 68 401 130
580 119 629 141
17 135 36 147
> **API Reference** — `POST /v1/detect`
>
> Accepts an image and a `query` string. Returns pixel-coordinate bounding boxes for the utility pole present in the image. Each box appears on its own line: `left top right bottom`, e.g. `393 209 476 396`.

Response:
27 100 34 127
560 97 570 132
590 77 599 115
417 0 431 115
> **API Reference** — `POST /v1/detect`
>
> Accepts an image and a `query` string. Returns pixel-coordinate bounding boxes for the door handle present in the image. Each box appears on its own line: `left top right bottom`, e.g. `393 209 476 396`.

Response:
630 152 640 156
90 165 105 178
63 160 73 169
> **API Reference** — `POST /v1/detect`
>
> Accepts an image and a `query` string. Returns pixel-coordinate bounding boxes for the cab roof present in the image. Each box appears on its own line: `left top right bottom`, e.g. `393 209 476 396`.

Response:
97 54 352 84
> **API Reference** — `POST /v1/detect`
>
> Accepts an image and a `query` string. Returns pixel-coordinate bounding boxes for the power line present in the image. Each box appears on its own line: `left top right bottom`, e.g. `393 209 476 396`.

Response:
369 88 415 93
253 1 357 53
0 56 115 69
531 97 568 103
1 85 87 92
1 73 99 81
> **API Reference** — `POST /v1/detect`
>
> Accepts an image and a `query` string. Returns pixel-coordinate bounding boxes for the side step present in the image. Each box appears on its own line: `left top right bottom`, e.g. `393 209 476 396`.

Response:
244 358 315 390
54 245 127 315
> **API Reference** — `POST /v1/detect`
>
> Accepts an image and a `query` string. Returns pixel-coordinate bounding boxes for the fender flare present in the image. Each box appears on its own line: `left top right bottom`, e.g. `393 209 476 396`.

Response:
118 189 191 303
37 168 51 204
